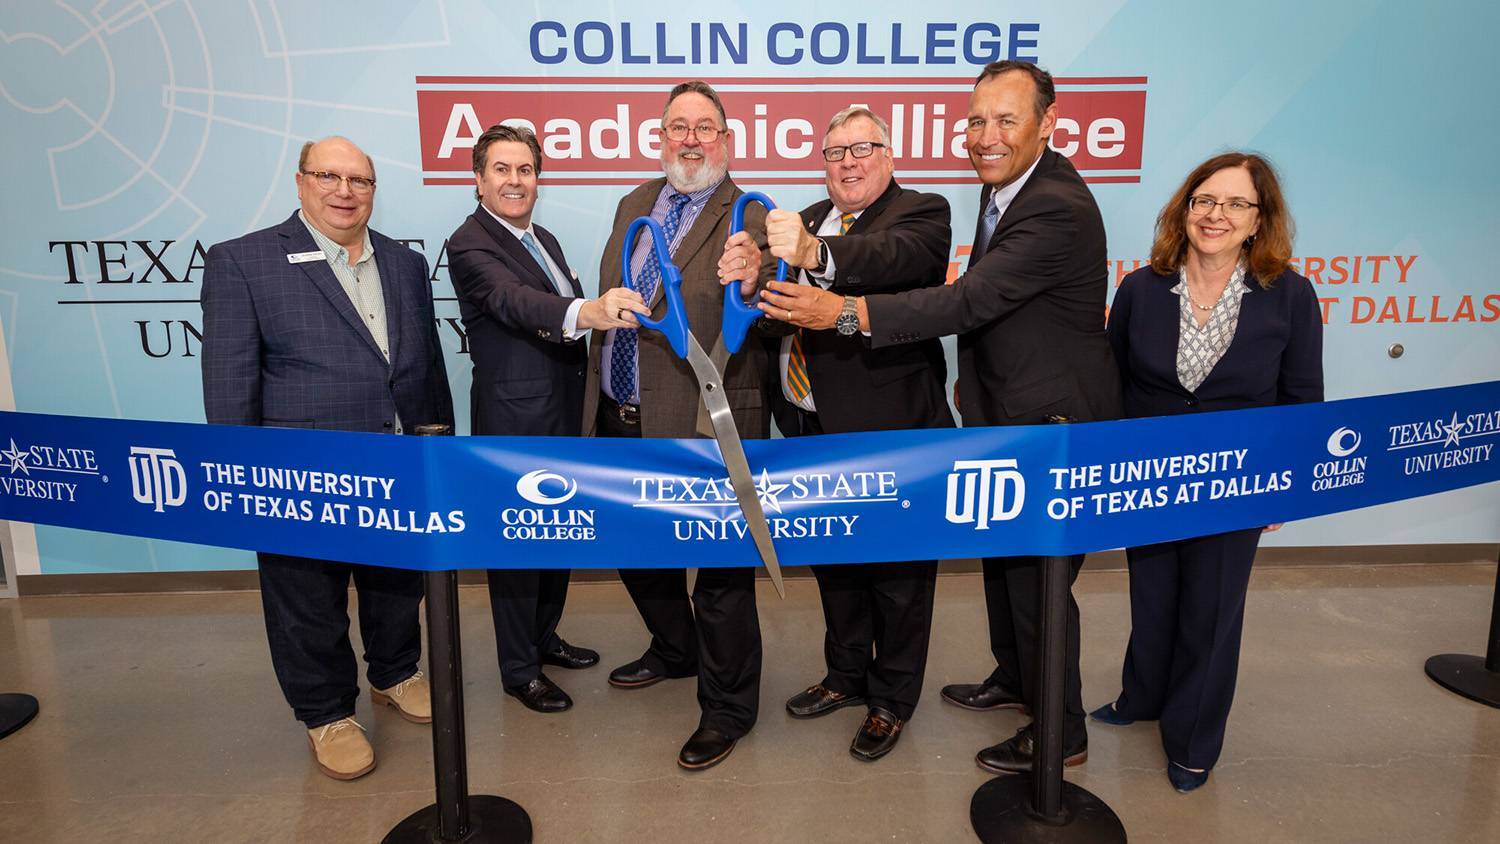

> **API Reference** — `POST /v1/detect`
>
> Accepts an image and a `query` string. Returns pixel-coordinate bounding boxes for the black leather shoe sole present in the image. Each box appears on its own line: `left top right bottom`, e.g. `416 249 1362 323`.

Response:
678 740 736 770
940 686 1030 714
975 747 1088 775
608 670 666 689
786 693 866 719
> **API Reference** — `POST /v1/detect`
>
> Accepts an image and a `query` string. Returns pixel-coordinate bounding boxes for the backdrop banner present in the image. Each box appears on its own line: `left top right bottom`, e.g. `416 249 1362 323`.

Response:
1 381 1494 571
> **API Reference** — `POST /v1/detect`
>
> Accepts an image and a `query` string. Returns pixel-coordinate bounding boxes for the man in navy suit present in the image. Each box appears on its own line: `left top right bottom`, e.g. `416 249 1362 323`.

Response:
201 136 454 781
447 124 646 714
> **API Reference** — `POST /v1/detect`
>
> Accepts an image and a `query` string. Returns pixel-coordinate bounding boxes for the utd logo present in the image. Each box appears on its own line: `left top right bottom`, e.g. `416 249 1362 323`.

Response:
945 459 1025 530
127 446 187 512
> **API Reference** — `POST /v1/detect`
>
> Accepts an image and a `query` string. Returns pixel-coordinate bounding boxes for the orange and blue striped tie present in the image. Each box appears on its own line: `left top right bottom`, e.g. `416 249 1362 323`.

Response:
787 213 856 402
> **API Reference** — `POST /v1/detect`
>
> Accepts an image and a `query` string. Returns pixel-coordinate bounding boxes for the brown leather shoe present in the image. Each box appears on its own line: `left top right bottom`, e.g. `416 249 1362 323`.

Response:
785 683 866 719
306 717 376 780
850 706 904 761
371 671 432 724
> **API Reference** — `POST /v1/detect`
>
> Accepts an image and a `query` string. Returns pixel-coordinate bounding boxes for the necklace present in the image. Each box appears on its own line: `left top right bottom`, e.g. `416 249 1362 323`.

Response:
1187 296 1216 312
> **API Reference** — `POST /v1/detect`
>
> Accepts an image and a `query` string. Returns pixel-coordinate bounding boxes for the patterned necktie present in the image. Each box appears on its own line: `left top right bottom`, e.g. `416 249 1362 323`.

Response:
970 195 1001 265
610 191 691 404
786 212 856 403
519 231 565 294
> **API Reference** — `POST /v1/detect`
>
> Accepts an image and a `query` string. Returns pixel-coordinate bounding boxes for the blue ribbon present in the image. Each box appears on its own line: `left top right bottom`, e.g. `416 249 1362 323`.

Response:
0 381 1495 571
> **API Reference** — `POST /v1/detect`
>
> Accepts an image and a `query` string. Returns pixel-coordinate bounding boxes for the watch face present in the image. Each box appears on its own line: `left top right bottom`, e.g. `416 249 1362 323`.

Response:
836 312 859 335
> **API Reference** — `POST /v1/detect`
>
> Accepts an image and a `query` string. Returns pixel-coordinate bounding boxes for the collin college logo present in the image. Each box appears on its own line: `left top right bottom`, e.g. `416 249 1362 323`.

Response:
503 470 595 541
1311 427 1367 492
945 459 1026 530
127 446 186 512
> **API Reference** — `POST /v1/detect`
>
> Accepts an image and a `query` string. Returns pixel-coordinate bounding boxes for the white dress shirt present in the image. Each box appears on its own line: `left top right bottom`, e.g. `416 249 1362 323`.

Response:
482 205 587 340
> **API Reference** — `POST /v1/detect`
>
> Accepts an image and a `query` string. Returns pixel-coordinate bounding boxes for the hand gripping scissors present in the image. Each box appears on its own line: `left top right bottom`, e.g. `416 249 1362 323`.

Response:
624 191 790 598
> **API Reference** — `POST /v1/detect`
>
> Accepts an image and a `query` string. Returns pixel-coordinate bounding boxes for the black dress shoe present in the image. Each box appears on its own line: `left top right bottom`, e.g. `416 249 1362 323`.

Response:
608 658 667 689
975 724 1087 774
849 706 904 762
1168 762 1210 793
504 675 573 713
940 681 1029 713
785 684 866 719
542 638 600 670
678 727 736 770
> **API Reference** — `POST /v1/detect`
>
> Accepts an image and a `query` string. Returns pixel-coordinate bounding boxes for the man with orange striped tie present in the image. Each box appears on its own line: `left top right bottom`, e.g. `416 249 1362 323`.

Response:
719 106 953 761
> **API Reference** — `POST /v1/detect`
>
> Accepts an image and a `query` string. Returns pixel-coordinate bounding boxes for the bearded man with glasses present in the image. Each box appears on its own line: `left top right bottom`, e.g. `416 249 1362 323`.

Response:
201 135 454 781
580 80 784 771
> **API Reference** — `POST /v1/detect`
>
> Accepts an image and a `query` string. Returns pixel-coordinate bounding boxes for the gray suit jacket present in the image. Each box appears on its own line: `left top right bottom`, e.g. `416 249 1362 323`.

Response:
582 176 781 439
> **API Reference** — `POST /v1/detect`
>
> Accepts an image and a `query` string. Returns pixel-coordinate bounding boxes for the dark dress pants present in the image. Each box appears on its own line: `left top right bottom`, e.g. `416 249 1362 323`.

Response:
812 561 938 721
1113 527 1262 769
598 400 763 739
982 554 1087 745
791 406 938 721
486 568 570 687
257 552 424 728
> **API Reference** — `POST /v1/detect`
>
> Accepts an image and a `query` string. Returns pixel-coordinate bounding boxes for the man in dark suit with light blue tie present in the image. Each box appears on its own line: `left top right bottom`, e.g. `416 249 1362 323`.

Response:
201 136 454 780
446 124 647 713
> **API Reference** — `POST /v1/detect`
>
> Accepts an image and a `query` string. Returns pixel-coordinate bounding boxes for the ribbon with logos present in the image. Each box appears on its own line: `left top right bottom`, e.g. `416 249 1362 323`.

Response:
0 381 1496 571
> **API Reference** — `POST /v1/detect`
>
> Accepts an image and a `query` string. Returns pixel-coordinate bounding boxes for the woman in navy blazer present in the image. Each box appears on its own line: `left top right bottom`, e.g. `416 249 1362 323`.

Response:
1092 152 1323 792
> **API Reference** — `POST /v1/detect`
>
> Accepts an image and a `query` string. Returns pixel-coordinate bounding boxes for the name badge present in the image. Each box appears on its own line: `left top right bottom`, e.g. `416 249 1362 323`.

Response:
287 251 325 264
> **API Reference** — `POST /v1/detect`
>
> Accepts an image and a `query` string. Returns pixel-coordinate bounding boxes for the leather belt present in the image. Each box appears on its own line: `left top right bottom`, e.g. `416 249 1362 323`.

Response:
601 394 640 426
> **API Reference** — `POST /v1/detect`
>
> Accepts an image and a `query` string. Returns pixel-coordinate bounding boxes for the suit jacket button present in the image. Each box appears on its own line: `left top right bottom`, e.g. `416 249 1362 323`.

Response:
1186 398 1198 407
383 421 393 429
848 275 861 285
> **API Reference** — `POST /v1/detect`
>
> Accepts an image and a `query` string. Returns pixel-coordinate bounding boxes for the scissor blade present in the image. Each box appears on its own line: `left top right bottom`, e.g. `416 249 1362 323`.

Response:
684 337 786 599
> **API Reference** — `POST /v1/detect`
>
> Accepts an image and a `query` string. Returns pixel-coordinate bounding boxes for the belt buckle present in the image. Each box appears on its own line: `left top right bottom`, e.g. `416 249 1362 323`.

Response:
617 401 639 425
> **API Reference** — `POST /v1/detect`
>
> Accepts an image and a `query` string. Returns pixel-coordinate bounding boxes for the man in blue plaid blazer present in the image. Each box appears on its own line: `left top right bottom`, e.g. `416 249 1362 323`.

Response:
201 136 453 780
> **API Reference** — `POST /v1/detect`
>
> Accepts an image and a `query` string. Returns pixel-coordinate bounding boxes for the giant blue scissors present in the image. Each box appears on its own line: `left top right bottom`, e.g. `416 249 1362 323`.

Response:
624 191 789 597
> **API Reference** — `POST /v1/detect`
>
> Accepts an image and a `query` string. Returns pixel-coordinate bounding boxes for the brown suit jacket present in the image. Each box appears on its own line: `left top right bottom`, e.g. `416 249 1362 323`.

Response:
582 176 783 439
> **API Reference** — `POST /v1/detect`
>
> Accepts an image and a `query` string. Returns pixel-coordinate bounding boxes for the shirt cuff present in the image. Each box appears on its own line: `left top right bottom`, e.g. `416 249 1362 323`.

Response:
810 244 836 286
562 298 586 340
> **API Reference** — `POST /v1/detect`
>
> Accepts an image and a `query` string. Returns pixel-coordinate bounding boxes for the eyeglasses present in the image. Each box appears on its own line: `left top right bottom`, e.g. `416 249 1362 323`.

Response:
663 123 724 143
1188 195 1257 218
301 170 376 194
822 142 887 162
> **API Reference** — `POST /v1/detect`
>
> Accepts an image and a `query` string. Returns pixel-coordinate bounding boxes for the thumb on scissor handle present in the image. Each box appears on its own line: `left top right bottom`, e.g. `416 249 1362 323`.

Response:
724 192 787 355
624 216 691 359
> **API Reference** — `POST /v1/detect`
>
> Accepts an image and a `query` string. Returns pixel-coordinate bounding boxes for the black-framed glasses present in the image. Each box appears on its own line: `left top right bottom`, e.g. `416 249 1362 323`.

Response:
1188 195 1257 217
663 123 725 143
301 170 376 194
822 142 887 162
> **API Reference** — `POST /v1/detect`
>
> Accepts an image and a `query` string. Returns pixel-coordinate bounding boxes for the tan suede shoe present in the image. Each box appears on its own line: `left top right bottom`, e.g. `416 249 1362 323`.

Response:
371 671 432 724
306 717 375 780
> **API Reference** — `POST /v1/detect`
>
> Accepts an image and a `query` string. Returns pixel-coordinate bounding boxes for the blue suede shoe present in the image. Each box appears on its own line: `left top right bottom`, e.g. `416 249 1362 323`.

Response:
1168 762 1210 793
1088 701 1134 726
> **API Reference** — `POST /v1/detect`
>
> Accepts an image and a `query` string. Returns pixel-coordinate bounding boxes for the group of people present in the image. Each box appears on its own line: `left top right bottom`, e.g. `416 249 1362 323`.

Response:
200 60 1324 794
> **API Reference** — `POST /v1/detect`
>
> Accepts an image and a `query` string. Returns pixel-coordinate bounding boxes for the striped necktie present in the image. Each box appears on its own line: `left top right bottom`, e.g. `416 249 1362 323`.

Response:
787 212 856 403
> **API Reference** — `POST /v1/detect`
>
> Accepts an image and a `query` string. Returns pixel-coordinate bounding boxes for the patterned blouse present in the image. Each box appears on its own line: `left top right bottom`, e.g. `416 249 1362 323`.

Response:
1171 264 1248 393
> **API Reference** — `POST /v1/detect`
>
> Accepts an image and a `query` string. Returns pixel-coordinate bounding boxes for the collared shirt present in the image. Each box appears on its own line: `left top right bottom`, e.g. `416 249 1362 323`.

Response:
480 204 586 339
778 206 864 411
298 210 402 433
601 177 725 404
1172 263 1249 393
983 149 1045 235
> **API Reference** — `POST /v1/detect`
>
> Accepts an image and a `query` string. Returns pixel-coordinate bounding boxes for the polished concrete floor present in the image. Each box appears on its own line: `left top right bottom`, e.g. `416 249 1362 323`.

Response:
2 563 1499 843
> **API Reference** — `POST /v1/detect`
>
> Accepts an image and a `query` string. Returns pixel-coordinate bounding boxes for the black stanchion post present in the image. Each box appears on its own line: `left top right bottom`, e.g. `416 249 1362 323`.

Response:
385 424 532 844
0 693 38 741
970 554 1126 842
1424 547 1500 708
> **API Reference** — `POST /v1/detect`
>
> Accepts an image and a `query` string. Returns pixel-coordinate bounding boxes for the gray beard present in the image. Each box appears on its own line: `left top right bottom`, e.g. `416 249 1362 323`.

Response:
662 155 726 193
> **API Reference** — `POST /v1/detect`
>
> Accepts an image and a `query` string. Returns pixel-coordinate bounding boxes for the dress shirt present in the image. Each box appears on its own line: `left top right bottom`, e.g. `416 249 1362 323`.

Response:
778 206 863 411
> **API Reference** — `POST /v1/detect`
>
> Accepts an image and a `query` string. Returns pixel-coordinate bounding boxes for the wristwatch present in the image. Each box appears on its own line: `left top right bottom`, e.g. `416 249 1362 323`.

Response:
811 238 830 275
835 295 860 336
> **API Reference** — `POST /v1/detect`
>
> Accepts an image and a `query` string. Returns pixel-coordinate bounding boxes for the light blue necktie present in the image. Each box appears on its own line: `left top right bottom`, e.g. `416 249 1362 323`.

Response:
610 192 691 404
971 195 1001 265
520 231 566 295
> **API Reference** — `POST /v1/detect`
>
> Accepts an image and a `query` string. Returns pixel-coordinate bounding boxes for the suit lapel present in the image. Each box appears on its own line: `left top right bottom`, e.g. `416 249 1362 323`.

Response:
608 181 663 295
534 224 580 298
472 206 557 293
278 215 386 363
968 184 994 271
844 179 901 234
373 232 402 367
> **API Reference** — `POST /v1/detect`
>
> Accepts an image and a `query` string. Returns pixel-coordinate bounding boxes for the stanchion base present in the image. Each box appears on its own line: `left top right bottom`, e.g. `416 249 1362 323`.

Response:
1425 654 1500 709
382 796 532 844
971 775 1126 844
0 693 39 741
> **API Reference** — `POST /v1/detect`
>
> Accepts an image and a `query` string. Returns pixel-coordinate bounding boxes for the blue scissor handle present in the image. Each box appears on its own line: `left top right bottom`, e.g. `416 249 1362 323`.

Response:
724 192 788 355
624 216 691 359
